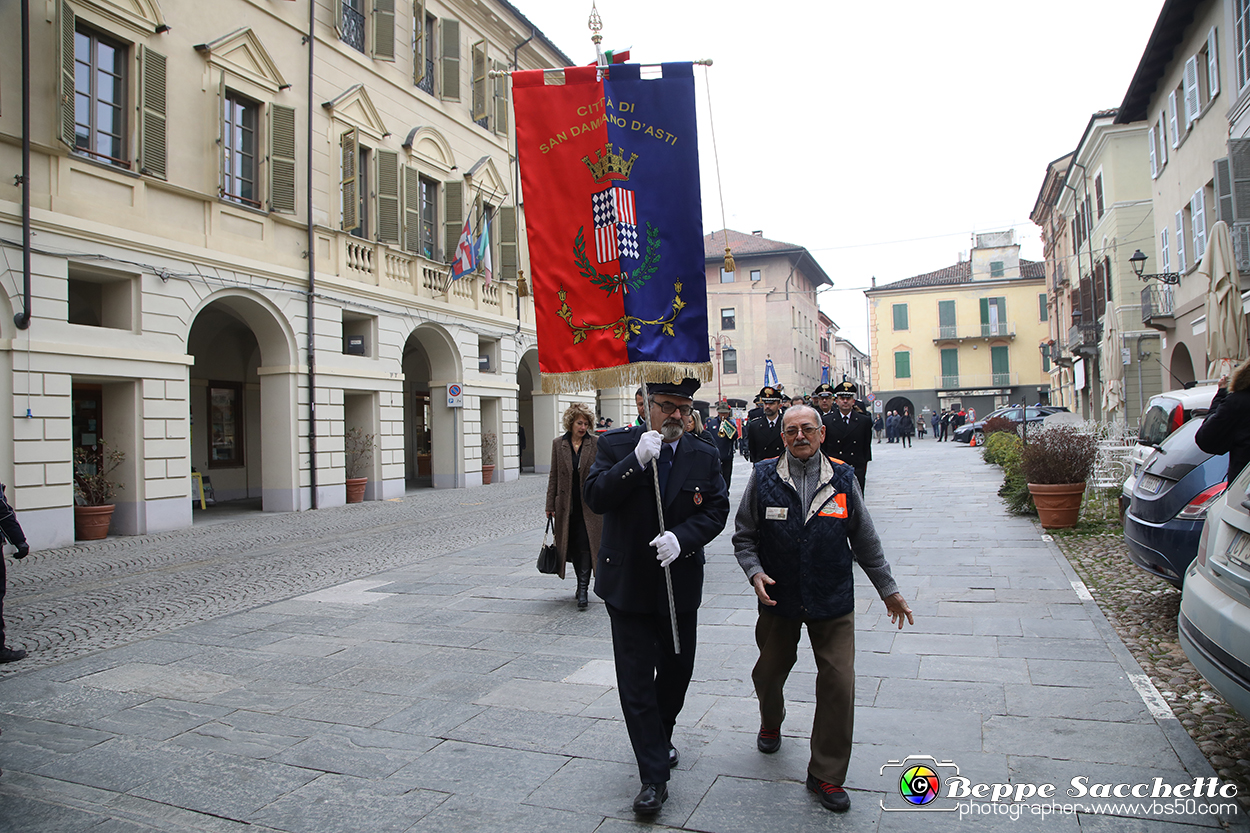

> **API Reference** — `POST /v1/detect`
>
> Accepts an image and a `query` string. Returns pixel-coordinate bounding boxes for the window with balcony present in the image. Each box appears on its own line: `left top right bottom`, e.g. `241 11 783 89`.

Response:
721 308 735 330
980 296 1007 336
414 10 436 94
991 346 1010 386
415 175 437 258
341 0 366 52
938 299 956 339
940 348 958 388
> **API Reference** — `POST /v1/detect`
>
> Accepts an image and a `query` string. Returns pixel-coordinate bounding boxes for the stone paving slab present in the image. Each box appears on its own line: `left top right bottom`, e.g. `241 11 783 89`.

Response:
1 444 1246 830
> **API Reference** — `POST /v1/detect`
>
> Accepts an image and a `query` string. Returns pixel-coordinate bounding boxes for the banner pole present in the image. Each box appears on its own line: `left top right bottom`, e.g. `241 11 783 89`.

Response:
642 389 681 655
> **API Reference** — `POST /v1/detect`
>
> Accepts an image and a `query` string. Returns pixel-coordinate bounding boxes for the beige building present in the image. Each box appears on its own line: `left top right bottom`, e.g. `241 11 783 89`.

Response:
702 229 832 407
1031 110 1163 424
1 0 580 549
864 231 1051 420
1116 0 1242 386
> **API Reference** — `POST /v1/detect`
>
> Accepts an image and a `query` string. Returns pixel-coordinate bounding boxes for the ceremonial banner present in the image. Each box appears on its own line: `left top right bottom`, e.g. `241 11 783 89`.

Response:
513 63 711 392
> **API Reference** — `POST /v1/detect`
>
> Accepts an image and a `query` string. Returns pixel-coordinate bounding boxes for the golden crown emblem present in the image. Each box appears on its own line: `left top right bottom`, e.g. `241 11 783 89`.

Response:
582 142 638 183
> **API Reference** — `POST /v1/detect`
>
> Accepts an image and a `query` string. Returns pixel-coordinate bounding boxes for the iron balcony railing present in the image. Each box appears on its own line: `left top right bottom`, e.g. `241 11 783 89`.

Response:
931 322 1017 341
341 4 365 53
1140 285 1175 323
933 372 1020 389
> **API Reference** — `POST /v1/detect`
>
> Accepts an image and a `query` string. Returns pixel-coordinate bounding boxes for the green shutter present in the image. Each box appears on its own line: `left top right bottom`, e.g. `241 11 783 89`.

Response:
373 0 396 60
991 345 1010 384
403 167 421 253
493 59 509 135
377 149 400 244
340 128 358 231
1039 293 1048 322
58 0 76 148
498 206 517 281
938 299 956 338
440 19 459 101
979 297 990 325
138 46 168 179
894 351 910 379
471 40 487 121
268 104 297 214
892 303 908 331
443 177 463 262
941 348 959 381
413 0 426 85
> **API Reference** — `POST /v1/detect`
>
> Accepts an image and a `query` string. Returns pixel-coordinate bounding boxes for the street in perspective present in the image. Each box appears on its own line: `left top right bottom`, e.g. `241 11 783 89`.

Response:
1 440 1244 832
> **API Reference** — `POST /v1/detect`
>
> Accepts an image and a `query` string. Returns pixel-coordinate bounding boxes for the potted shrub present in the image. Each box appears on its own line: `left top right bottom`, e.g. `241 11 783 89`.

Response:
73 440 125 540
481 431 497 485
1020 425 1098 529
345 427 376 504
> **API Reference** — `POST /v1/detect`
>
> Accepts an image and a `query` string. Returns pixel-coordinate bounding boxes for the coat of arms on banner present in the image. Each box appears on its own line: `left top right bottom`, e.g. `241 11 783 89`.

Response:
574 143 662 299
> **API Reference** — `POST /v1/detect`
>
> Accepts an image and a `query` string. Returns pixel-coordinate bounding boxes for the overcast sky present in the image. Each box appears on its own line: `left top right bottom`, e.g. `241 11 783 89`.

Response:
518 0 1166 357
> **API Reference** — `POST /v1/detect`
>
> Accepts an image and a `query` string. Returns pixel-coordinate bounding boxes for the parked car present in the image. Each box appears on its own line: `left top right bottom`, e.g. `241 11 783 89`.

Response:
1120 384 1219 516
952 405 1069 446
1123 417 1228 587
1179 456 1250 718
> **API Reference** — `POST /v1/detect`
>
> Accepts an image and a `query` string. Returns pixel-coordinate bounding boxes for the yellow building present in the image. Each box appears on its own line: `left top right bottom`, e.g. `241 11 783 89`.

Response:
864 231 1051 421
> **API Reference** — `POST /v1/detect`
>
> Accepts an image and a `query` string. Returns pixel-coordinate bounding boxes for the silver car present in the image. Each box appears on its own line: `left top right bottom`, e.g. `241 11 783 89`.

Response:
1179 458 1250 718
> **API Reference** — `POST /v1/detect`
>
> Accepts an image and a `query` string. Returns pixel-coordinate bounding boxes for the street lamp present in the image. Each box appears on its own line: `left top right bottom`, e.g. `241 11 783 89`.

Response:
1128 249 1181 285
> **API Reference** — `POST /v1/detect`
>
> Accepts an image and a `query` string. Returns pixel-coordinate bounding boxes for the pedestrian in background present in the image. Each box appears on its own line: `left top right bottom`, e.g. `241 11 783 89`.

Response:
732 404 912 813
545 403 603 610
873 413 884 443
938 409 951 442
706 401 739 488
1195 362 1250 483
886 410 898 443
0 484 30 663
820 383 873 494
685 410 714 446
746 387 785 463
897 408 914 448
931 411 940 439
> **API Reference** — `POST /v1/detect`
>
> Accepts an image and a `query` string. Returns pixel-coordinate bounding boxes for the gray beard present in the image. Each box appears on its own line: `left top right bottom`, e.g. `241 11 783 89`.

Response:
660 422 684 442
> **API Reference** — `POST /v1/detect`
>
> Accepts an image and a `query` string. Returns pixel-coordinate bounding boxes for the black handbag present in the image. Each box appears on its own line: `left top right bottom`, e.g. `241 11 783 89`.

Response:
537 517 559 574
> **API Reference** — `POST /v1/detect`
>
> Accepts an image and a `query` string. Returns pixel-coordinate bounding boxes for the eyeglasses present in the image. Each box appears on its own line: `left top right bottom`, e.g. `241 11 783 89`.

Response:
651 400 693 416
783 425 822 438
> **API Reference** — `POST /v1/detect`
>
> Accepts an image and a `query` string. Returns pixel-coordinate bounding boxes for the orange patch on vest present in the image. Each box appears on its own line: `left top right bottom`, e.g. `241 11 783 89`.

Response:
818 493 848 518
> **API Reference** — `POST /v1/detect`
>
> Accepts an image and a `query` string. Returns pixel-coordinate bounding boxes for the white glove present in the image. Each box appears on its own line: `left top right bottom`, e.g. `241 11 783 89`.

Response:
634 430 663 468
651 531 681 567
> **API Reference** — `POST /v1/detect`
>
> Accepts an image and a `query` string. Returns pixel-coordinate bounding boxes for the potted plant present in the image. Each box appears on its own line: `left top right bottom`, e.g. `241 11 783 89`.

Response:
73 440 125 540
481 431 497 485
345 427 376 503
1020 425 1098 529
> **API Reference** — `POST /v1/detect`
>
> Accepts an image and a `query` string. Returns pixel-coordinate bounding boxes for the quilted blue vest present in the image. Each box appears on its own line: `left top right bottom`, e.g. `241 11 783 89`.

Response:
752 456 858 621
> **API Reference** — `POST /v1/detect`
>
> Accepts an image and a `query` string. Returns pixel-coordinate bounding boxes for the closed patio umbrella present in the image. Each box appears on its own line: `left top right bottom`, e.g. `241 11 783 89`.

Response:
1199 220 1249 379
1100 300 1124 424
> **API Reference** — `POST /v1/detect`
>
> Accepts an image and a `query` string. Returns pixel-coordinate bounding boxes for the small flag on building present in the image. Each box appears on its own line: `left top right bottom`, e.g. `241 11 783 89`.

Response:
475 216 493 285
450 217 475 281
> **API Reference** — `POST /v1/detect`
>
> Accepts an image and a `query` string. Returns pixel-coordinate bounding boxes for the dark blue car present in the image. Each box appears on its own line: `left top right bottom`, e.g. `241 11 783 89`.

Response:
1124 417 1229 587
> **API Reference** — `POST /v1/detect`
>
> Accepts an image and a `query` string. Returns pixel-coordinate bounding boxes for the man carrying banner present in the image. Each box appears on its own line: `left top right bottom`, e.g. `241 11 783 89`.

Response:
584 378 729 815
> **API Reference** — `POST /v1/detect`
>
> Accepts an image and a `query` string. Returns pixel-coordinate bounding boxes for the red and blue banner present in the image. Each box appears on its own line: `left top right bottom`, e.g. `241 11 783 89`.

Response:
513 63 711 392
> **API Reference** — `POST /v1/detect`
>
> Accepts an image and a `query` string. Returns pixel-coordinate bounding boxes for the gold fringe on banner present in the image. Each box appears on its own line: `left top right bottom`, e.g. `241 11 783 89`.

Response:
540 361 713 394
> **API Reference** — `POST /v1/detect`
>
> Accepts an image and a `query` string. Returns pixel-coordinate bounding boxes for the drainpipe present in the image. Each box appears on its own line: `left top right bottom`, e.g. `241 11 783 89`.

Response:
14 0 31 330
305 0 318 508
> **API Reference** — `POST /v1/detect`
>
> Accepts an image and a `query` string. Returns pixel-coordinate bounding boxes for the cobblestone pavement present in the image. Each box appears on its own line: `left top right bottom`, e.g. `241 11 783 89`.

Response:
3 478 550 673
1052 524 1250 812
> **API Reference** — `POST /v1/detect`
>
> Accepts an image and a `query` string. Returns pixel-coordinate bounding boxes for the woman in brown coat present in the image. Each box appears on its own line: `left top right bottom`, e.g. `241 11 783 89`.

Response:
545 403 604 609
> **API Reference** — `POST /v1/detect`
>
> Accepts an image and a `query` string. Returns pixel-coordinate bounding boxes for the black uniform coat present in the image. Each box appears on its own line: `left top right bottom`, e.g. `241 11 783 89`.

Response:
584 426 730 615
821 409 874 469
746 415 784 463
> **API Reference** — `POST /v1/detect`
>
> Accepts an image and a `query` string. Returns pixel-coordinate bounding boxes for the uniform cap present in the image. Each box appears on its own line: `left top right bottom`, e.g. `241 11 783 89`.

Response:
833 381 858 396
646 378 701 399
757 386 781 402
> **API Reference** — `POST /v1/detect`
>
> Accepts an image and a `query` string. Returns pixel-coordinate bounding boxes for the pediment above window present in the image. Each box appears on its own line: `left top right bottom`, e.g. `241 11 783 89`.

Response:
323 84 388 143
73 0 167 36
402 126 454 173
195 28 288 93
465 155 508 199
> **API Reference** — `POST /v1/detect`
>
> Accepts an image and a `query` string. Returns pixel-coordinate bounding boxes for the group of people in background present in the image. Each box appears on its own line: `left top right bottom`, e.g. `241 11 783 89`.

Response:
935 408 968 442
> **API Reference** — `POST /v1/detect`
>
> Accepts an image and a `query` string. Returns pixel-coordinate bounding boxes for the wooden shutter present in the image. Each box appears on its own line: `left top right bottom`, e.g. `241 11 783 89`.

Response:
493 59 509 135
1161 228 1171 274
1168 91 1180 148
1208 27 1220 98
1192 190 1207 260
402 167 420 252
340 128 358 231
1215 157 1234 224
269 104 297 214
498 205 516 281
1094 174 1104 217
892 303 907 331
471 40 487 121
216 72 227 196
1229 139 1250 222
1184 55 1200 127
940 348 958 379
57 0 76 148
1175 210 1186 271
377 150 400 244
1148 126 1157 178
991 346 1009 376
443 177 463 262
138 46 168 179
334 0 345 37
440 19 460 101
894 351 910 380
373 0 395 60
413 0 426 85
1157 115 1167 165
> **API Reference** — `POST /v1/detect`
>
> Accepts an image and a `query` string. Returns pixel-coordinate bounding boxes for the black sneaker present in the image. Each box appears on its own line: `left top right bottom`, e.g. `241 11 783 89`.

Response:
756 727 781 753
806 773 850 812
0 647 27 663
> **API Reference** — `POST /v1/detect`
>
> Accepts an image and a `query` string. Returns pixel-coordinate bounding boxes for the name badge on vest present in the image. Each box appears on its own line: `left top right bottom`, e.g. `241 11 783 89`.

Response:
765 506 788 521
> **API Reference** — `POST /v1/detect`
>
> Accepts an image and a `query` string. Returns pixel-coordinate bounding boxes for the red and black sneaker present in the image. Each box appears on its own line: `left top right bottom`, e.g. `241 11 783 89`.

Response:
756 727 781 754
806 773 850 812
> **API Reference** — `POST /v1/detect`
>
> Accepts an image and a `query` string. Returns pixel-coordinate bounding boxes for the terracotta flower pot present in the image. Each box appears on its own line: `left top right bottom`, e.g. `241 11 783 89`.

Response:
345 477 368 504
1027 482 1086 529
74 504 115 540
481 464 495 485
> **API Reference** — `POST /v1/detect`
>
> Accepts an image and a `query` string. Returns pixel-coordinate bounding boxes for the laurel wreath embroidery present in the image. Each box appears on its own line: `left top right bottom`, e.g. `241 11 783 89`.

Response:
574 223 662 295
556 281 687 344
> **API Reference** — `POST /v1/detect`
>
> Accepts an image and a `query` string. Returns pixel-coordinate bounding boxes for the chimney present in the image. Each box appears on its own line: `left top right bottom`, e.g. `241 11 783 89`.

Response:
751 230 763 237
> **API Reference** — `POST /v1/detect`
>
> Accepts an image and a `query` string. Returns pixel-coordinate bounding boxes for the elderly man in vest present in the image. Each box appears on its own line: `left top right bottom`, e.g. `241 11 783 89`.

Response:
731 404 913 813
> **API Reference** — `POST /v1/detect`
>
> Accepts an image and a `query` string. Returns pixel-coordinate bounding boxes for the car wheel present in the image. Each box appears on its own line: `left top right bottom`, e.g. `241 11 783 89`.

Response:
973 431 985 446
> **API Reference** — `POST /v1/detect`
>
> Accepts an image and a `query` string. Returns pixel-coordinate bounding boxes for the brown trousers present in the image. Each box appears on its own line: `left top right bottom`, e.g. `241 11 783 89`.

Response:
753 609 855 785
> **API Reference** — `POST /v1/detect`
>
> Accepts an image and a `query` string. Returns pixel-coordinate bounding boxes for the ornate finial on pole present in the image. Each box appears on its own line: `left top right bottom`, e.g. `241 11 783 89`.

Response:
588 1 605 65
